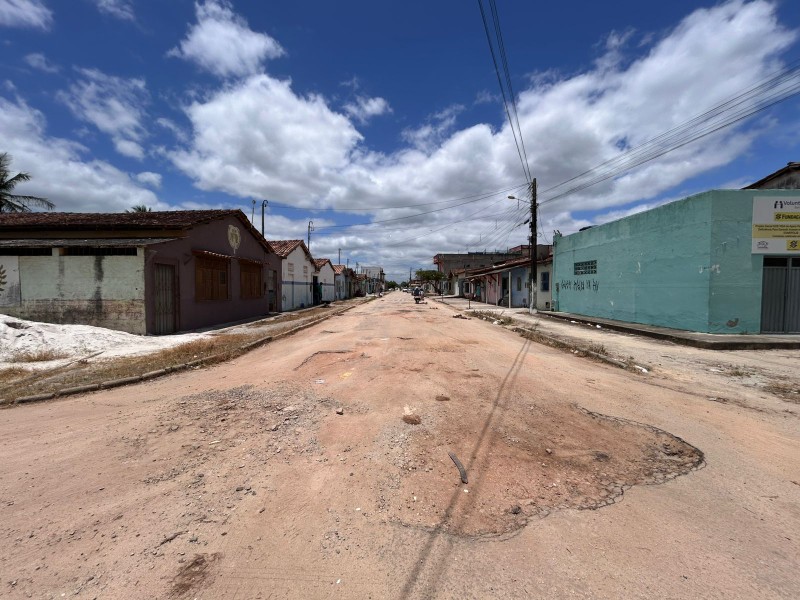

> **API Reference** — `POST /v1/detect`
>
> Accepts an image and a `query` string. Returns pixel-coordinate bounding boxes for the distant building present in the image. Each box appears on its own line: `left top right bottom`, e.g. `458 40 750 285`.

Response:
0 210 280 334
332 264 347 300
434 246 550 294
269 240 316 311
313 258 336 302
744 161 800 190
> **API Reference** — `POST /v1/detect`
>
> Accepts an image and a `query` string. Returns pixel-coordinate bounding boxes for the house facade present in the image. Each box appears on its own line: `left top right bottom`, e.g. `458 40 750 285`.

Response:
314 258 336 302
0 210 280 334
464 254 553 309
333 264 347 300
552 189 800 334
269 240 316 311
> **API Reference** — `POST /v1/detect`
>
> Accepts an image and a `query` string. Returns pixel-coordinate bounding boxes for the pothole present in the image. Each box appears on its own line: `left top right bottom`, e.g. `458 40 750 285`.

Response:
380 402 704 538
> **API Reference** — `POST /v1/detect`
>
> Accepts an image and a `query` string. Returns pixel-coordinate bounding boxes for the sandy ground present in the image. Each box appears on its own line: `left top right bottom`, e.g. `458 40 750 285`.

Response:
1 293 798 599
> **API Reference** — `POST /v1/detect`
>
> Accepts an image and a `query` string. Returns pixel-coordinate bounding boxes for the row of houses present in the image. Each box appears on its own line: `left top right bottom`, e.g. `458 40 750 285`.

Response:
0 210 383 335
436 162 800 335
433 245 554 310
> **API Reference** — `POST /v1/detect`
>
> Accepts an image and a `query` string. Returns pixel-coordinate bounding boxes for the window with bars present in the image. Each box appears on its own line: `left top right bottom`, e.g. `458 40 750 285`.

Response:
61 247 137 256
574 260 597 275
240 262 262 299
195 256 229 301
540 271 550 292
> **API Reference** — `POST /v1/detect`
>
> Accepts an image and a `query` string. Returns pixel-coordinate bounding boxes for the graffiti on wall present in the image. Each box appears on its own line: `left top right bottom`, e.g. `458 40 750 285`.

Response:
559 278 600 293
0 256 21 306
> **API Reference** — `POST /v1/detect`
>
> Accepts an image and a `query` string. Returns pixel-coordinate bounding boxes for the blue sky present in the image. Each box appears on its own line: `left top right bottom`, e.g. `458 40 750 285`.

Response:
1 0 800 282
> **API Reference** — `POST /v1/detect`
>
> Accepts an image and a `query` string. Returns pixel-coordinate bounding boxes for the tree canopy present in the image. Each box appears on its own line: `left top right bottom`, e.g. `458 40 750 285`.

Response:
0 153 54 213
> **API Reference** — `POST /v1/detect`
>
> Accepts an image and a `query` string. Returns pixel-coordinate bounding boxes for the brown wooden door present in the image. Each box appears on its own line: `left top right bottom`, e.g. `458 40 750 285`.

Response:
154 264 177 334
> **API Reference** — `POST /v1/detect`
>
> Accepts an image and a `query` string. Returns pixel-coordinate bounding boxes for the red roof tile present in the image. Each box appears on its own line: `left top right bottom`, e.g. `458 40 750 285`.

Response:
0 209 245 231
268 239 304 258
313 258 332 269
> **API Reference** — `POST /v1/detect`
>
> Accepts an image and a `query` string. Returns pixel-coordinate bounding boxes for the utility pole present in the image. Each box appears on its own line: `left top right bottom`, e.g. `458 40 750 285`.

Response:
307 220 315 252
529 178 538 315
261 200 268 237
338 248 341 265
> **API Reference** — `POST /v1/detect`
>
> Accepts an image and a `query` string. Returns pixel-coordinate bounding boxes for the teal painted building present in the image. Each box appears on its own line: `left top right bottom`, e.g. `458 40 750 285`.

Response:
552 189 800 334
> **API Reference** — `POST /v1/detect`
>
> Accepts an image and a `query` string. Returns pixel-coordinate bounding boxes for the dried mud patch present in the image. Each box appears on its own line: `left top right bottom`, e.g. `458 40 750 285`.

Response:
764 382 800 404
170 552 222 597
379 399 703 538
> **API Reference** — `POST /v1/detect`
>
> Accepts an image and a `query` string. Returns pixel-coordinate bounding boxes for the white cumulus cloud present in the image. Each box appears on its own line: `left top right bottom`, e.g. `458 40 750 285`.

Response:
0 0 52 30
24 52 59 73
162 1 795 280
57 68 149 160
343 96 392 125
92 0 134 21
169 74 362 200
135 171 162 188
168 0 285 78
0 94 159 212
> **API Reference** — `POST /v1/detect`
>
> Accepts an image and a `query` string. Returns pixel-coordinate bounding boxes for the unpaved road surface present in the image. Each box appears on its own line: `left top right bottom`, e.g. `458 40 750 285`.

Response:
1 294 799 599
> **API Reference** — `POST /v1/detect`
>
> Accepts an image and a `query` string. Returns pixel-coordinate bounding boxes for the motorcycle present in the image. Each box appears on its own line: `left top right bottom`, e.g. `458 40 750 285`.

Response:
412 288 424 304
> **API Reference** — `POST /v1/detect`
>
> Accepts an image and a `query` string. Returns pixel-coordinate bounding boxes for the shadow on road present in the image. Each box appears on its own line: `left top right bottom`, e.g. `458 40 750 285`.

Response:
398 336 533 599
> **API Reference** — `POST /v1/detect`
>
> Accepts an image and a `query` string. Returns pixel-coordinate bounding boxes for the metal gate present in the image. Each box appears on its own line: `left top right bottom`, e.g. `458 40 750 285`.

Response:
761 257 800 333
154 264 176 334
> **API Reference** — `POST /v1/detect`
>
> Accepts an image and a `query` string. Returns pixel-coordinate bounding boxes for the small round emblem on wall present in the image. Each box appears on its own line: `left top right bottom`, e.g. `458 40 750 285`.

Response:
228 225 241 253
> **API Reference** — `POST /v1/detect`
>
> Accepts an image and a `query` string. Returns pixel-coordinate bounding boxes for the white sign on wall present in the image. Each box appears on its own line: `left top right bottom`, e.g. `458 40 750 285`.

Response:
752 197 800 254
0 256 21 307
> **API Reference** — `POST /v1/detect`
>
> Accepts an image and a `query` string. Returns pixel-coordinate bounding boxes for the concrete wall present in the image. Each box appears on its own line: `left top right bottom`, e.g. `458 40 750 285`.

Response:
553 192 715 331
536 263 553 310
281 246 313 310
146 215 280 332
318 264 335 301
552 189 800 333
334 274 344 300
2 249 146 334
708 191 768 333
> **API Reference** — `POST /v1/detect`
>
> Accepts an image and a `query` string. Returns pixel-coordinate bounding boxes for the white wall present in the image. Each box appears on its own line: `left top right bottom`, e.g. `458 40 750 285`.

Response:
318 263 335 301
281 246 313 310
1 250 146 333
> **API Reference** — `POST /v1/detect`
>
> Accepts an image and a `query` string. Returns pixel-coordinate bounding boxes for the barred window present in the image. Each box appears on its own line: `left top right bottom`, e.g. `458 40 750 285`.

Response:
61 247 136 256
240 262 262 299
574 260 597 275
195 256 229 301
540 271 550 292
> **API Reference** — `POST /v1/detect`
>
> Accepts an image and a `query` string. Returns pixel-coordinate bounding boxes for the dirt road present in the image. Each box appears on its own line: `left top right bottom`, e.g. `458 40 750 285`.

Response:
1 294 798 599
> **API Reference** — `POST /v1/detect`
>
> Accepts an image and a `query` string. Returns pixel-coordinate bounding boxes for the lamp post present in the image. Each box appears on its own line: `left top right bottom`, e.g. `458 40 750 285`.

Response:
509 178 537 315
307 220 315 252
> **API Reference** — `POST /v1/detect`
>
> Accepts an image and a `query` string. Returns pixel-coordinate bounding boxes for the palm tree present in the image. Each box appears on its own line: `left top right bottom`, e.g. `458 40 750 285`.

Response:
0 153 54 213
127 204 152 212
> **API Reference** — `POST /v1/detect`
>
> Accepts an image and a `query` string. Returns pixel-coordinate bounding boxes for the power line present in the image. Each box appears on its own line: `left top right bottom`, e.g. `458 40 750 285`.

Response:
313 183 529 231
478 0 531 183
